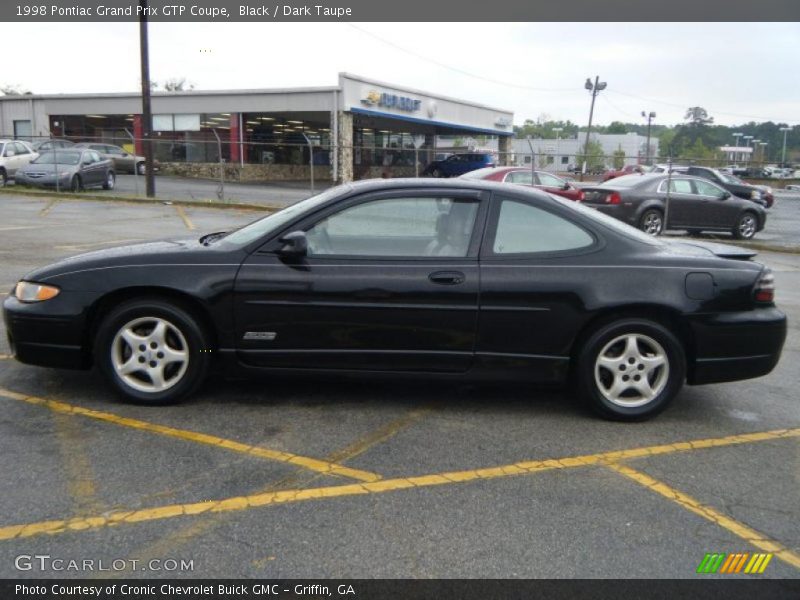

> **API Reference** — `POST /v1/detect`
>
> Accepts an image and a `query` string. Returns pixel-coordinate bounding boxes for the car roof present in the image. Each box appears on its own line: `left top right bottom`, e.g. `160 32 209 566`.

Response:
342 177 555 197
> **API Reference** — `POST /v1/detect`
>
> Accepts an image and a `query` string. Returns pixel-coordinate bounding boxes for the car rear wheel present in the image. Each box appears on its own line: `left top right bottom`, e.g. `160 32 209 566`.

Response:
733 212 757 240
102 171 115 190
431 168 443 178
0 169 7 186
95 299 211 405
576 318 685 421
136 162 146 175
639 209 663 236
70 175 82 192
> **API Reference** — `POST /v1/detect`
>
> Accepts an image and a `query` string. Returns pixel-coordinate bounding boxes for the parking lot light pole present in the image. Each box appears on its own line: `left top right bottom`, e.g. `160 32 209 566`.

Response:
780 127 791 166
552 127 563 172
743 135 753 164
732 132 743 162
581 76 606 181
641 111 656 165
139 0 155 198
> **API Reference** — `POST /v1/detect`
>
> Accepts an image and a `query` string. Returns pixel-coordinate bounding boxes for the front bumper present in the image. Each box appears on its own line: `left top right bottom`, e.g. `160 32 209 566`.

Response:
687 306 787 385
3 294 92 370
15 173 72 188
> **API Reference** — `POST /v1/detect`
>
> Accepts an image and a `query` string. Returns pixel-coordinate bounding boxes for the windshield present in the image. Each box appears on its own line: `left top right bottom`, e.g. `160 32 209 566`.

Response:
32 151 81 165
222 186 350 246
599 174 653 188
717 171 743 185
549 194 666 247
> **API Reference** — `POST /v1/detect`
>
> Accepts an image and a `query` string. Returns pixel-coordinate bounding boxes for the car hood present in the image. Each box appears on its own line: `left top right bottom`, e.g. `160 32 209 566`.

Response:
663 239 757 260
19 163 76 174
23 237 211 282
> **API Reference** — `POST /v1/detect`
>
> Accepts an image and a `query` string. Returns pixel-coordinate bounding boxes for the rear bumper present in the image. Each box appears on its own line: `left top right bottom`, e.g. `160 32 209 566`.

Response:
3 295 92 370
687 307 787 385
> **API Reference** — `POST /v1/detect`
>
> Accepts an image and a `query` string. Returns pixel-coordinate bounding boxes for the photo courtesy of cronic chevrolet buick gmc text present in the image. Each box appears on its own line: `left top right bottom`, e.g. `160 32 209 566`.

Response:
2 179 786 421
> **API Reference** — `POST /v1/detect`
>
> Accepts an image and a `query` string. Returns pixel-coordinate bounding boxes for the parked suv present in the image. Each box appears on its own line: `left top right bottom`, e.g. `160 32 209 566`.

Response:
423 152 496 177
685 166 771 208
0 139 38 185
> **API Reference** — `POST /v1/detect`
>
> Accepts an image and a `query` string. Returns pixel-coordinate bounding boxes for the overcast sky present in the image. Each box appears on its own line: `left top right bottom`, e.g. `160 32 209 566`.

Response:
3 22 798 127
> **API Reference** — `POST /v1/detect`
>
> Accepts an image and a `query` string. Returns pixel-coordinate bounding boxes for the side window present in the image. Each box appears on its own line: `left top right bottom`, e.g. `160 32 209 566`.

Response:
305 197 479 258
492 199 593 255
106 146 124 156
695 179 724 197
90 145 105 152
81 152 93 164
90 151 102 162
505 171 533 185
669 179 694 194
537 172 563 187
14 142 30 155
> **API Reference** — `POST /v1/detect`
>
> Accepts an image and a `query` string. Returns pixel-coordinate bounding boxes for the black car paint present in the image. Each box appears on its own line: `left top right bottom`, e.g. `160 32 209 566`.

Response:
581 174 766 234
3 179 786 390
684 167 767 207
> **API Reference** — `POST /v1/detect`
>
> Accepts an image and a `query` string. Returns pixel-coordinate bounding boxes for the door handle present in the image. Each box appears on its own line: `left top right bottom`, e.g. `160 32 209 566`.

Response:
429 270 465 285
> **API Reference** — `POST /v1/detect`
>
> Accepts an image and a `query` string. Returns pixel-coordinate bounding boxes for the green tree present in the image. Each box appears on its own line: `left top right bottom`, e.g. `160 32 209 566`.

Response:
612 145 626 169
684 107 714 126
606 121 627 134
576 140 605 171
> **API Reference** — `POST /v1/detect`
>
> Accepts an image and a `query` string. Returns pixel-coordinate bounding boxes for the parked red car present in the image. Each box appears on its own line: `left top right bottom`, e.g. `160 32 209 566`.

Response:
602 164 646 182
460 166 584 201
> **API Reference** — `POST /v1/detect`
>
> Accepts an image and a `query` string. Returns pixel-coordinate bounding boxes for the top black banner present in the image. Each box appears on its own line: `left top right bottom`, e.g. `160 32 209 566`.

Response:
3 0 800 22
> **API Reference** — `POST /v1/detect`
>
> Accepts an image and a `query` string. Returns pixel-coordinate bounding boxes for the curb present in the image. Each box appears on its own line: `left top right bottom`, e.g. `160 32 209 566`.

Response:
0 186 278 212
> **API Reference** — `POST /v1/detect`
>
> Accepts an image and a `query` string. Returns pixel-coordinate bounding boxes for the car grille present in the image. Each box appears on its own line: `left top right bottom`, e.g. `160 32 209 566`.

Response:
26 172 48 178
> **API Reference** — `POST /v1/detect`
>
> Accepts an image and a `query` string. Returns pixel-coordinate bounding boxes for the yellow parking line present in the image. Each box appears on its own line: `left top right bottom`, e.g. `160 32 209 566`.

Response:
174 205 195 230
0 423 797 542
40 199 59 217
0 387 380 483
606 462 800 571
0 354 10 360
53 414 103 516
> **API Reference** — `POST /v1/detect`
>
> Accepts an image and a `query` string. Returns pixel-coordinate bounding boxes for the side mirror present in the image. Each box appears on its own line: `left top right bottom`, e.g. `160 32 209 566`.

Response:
278 231 308 257
721 191 732 200
562 182 571 190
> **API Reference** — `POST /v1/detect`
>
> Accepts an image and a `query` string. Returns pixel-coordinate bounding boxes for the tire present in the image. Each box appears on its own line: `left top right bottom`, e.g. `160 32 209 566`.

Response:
732 211 757 240
94 299 211 405
70 175 82 192
102 170 116 190
431 168 443 178
136 162 146 175
575 318 685 421
638 209 663 236
0 169 7 186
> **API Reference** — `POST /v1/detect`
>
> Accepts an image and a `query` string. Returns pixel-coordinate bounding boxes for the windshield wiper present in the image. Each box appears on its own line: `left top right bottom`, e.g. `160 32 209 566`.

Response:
199 231 228 246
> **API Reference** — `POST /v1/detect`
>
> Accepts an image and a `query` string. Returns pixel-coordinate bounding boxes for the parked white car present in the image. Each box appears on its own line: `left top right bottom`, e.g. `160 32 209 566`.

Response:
0 140 39 185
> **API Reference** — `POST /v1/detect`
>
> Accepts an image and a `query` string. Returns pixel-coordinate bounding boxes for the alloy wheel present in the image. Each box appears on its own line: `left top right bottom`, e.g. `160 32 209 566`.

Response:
594 333 670 408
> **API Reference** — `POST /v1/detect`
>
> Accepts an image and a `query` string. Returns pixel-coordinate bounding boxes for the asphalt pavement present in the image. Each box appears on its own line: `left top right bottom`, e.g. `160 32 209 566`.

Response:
0 193 797 579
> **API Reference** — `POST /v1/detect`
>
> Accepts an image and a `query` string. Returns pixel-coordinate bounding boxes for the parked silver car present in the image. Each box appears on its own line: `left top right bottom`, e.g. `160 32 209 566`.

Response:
15 149 115 191
0 139 38 185
73 142 158 175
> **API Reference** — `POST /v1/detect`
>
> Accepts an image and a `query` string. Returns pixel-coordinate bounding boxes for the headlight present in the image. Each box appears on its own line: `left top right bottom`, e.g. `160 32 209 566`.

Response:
14 281 60 303
750 190 759 199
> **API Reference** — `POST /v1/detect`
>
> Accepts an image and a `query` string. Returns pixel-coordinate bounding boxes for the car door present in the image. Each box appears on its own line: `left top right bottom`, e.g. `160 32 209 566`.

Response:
692 178 738 228
477 193 598 380
234 189 487 372
106 145 132 172
13 142 35 170
659 178 697 228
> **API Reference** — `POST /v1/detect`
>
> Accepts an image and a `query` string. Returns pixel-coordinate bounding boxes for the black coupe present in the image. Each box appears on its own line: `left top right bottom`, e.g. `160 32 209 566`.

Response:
2 179 786 420
581 174 767 239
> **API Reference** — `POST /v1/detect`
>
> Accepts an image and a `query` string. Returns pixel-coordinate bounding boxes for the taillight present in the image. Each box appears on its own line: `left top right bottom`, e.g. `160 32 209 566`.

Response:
754 268 775 304
577 190 585 201
607 192 621 205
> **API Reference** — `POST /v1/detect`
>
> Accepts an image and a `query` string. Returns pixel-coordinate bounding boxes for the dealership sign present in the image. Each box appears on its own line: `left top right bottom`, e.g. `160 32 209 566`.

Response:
362 89 422 113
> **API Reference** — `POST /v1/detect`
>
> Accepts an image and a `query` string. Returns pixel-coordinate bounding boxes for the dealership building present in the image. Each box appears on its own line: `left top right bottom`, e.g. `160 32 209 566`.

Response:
0 73 514 182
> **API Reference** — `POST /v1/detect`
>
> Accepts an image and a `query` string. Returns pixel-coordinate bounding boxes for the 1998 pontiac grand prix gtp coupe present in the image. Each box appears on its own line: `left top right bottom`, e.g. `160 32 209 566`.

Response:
2 179 787 420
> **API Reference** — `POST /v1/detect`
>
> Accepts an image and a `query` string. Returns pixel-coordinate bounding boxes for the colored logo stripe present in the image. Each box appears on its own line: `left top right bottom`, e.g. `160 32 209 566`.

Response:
697 553 773 574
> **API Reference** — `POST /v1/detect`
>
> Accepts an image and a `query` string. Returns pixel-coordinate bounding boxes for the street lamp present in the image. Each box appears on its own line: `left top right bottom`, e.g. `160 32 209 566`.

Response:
780 127 791 166
581 76 607 179
552 127 563 172
759 141 768 164
641 111 656 165
732 132 743 162
743 135 753 163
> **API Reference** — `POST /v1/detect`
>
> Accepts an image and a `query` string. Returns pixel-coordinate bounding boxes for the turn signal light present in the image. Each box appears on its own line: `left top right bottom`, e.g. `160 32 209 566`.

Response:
754 269 775 304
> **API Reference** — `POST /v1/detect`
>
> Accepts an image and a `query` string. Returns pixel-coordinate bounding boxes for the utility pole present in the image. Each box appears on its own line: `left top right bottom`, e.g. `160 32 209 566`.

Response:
641 111 656 165
582 76 606 181
780 127 791 166
139 0 155 198
552 127 563 172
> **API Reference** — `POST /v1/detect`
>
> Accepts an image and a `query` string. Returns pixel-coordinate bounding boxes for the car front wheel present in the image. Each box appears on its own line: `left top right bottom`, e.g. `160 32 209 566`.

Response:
733 212 757 240
136 162 146 175
70 175 82 192
576 318 685 421
95 299 211 405
103 171 115 190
